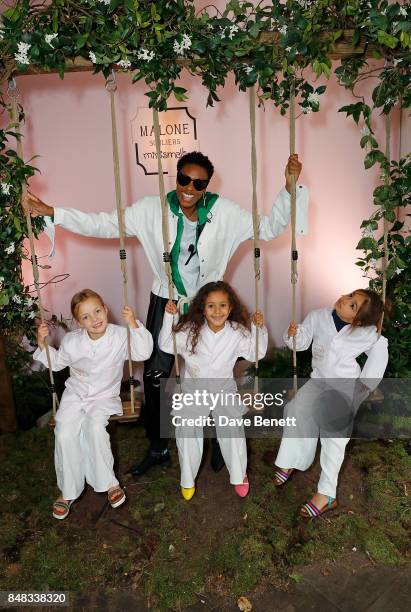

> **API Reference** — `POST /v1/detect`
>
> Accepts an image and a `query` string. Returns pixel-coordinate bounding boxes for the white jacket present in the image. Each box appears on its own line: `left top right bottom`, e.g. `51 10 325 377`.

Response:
33 323 153 409
51 186 309 300
159 311 268 380
283 308 388 391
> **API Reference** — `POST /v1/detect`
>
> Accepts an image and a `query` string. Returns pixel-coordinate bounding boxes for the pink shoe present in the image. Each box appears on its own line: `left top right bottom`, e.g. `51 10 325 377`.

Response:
234 475 249 498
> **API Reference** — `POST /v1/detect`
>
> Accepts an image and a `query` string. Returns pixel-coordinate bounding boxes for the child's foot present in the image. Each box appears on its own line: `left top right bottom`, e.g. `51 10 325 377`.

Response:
300 492 337 518
181 486 195 501
52 497 73 520
108 486 126 508
234 475 249 498
273 467 294 487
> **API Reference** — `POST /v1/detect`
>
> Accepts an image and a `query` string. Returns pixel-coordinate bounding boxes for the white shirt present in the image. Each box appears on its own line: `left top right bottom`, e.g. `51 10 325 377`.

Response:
33 323 153 402
178 216 200 297
283 308 388 390
49 186 309 300
158 311 268 380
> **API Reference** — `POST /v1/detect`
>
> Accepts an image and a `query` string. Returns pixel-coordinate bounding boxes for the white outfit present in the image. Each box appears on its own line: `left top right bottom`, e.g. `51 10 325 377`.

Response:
47 187 309 300
158 312 268 487
33 323 153 500
275 308 388 498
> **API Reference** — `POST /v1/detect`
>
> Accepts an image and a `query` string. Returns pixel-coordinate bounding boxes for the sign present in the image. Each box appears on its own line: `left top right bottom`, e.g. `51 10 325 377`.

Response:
132 107 198 176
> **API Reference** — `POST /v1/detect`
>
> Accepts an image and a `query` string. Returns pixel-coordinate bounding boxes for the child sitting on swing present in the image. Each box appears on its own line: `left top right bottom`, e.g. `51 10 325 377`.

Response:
34 288 153 520
273 288 388 518
158 281 268 500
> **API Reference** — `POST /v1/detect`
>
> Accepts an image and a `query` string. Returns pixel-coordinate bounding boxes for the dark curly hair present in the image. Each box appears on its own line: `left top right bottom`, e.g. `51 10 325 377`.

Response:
351 289 385 329
177 151 214 180
174 281 250 354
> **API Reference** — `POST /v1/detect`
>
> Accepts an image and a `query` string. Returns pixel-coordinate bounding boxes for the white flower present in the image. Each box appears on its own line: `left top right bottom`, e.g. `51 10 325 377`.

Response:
308 92 320 105
98 0 110 4
5 243 15 255
28 311 36 319
393 58 401 67
352 546 357 552
244 66 254 74
303 107 313 115
15 41 31 65
399 7 407 17
228 24 239 40
26 296 34 307
89 51 97 63
362 225 374 238
360 126 371 138
1 182 12 195
278 25 287 35
137 48 155 61
45 33 58 48
117 59 131 69
12 295 22 304
173 34 192 56
285 46 293 53
381 8 386 15
395 268 403 275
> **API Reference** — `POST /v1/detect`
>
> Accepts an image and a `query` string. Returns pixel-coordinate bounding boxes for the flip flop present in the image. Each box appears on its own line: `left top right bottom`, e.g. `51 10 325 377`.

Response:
300 497 337 518
52 499 73 520
273 467 294 487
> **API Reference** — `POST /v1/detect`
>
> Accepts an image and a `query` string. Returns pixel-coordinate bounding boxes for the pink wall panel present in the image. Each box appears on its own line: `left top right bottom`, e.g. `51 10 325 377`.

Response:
10 57 400 348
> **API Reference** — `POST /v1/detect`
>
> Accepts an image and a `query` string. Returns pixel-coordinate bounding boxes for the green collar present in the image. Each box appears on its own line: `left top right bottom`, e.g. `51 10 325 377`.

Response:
166 190 218 225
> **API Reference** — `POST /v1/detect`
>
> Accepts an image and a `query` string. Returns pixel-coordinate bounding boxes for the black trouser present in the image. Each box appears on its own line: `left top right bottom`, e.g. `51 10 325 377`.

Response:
142 293 175 452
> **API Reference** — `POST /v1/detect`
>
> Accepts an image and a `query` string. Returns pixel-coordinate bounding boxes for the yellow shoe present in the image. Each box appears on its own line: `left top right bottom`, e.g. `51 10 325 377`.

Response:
181 486 195 501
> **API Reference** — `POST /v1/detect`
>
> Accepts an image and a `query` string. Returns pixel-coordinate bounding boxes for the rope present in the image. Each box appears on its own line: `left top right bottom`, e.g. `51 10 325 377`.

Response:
248 85 261 397
289 80 298 394
152 108 181 381
8 79 59 416
106 71 136 413
379 111 391 336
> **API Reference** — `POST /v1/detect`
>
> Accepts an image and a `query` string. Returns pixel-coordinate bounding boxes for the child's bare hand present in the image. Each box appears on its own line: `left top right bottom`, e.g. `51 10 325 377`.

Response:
252 310 264 327
37 323 49 350
165 300 178 315
288 322 298 337
123 306 138 328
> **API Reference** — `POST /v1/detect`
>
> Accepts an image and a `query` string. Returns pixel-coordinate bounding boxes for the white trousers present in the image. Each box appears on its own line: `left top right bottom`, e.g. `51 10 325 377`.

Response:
54 391 119 500
176 416 247 488
275 379 353 499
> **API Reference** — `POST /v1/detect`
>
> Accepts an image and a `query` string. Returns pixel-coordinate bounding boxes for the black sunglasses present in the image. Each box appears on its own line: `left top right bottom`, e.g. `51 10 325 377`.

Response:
177 172 209 191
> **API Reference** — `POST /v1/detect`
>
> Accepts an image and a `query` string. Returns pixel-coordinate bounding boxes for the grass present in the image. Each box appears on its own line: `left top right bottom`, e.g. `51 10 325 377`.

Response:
0 426 410 611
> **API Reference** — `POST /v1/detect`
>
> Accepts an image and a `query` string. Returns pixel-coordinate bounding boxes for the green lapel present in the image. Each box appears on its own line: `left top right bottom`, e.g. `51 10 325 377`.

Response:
166 190 219 298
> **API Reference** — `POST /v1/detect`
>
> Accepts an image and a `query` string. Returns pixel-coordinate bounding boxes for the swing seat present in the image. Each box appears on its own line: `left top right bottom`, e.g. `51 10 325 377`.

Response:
364 387 384 405
110 395 142 423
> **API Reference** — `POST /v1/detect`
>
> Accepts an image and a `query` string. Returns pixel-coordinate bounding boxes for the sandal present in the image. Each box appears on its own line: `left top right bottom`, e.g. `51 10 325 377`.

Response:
273 467 294 487
52 499 73 520
300 496 338 518
108 486 126 508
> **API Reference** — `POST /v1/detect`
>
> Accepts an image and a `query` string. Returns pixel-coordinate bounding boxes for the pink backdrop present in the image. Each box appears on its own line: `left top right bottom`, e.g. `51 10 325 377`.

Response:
9 58 402 350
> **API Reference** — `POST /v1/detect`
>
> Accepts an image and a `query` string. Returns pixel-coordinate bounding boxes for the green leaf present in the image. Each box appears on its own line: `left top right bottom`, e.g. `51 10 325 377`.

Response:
357 237 377 251
364 150 385 169
377 31 398 49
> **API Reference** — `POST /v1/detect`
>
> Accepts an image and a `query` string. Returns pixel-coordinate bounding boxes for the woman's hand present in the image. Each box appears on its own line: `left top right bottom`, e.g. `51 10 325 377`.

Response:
165 300 178 315
252 310 264 328
122 306 138 328
287 322 298 337
27 192 54 218
285 154 302 193
37 322 49 350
